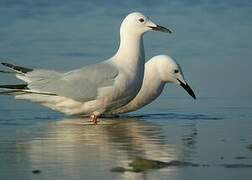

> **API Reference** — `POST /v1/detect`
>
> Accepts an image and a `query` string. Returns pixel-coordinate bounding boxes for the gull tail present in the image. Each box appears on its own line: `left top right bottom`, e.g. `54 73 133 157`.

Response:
0 70 16 74
0 84 28 95
0 84 28 89
0 83 58 96
1 61 35 84
1 62 60 96
0 62 31 95
1 62 33 74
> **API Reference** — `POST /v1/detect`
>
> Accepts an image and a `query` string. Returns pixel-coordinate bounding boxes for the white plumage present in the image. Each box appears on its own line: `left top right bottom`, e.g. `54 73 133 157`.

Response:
0 12 171 123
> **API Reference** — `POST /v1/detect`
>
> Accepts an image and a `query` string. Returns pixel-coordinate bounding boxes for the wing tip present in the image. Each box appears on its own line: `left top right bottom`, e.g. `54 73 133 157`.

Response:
1 62 33 73
1 62 10 67
0 84 28 90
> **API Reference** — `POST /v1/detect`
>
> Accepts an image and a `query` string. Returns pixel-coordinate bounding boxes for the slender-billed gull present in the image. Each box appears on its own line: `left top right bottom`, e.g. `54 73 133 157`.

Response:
0 12 171 124
109 55 196 115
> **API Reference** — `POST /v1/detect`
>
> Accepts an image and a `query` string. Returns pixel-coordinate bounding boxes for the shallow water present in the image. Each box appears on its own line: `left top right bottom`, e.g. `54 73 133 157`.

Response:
1 0 252 180
1 98 252 180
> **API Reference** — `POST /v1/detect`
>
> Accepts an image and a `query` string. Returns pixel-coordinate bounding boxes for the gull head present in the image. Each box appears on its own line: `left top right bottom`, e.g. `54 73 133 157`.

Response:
120 12 172 36
155 55 196 99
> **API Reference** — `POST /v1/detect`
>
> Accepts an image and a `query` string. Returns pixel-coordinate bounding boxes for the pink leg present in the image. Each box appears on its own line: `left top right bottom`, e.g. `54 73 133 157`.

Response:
89 114 99 125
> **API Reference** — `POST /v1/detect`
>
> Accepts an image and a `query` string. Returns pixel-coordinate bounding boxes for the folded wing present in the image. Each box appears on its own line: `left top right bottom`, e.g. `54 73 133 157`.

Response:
1 62 118 102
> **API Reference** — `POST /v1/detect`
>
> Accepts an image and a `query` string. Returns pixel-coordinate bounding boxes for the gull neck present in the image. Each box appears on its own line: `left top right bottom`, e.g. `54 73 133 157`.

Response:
114 30 145 67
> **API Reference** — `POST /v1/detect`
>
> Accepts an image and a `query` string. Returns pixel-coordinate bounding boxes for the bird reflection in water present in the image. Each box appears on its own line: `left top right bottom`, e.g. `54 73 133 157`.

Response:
18 117 197 179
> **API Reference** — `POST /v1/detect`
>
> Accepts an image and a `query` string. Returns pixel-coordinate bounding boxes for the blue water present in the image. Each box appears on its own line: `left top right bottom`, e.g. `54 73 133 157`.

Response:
0 0 252 180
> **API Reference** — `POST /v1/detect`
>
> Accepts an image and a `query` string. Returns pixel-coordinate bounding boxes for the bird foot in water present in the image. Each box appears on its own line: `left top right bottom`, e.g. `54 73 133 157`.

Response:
89 114 99 125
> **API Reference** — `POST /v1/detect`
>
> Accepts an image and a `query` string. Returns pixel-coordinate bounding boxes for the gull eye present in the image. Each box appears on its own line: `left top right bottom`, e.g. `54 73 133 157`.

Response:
174 69 179 73
138 18 145 23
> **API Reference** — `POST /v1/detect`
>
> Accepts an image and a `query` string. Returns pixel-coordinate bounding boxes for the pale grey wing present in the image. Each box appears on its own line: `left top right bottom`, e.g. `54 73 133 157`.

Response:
27 63 118 102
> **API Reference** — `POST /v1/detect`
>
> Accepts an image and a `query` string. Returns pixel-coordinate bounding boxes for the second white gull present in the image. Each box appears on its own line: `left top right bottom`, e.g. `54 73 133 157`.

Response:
109 55 196 115
0 12 171 124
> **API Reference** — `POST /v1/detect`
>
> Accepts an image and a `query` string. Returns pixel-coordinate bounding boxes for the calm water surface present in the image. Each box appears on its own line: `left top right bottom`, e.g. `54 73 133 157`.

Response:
0 0 252 180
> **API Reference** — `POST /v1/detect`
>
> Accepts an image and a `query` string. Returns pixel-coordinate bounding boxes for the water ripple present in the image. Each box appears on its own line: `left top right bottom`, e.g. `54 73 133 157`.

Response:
126 112 223 121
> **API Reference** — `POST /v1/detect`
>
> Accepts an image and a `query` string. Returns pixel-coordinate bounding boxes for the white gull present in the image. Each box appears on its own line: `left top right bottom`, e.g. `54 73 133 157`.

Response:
0 12 171 124
109 55 196 115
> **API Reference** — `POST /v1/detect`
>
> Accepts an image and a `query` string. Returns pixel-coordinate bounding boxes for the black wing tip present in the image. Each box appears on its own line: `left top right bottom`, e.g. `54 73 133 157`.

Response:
0 84 28 90
1 62 15 67
1 62 33 73
1 62 10 67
